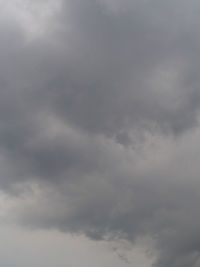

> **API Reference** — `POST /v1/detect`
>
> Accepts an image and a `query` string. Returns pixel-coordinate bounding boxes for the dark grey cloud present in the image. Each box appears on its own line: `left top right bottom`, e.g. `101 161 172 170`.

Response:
1 1 200 267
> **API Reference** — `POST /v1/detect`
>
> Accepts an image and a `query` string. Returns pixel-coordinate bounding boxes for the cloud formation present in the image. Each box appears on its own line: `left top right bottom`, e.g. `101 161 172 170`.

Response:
1 1 200 266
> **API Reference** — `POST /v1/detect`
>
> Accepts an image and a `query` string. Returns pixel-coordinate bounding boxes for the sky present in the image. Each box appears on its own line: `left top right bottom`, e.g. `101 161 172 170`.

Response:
1 0 200 266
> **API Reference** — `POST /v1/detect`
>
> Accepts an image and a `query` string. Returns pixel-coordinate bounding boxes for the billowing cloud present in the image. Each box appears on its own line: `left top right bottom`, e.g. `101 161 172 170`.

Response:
1 1 200 266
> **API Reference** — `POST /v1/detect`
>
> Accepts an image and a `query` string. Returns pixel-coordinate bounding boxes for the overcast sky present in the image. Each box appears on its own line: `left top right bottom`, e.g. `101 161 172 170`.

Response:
1 0 200 266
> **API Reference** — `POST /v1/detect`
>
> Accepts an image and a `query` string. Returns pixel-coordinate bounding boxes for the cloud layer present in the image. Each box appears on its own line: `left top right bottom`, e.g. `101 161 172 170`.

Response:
1 1 200 266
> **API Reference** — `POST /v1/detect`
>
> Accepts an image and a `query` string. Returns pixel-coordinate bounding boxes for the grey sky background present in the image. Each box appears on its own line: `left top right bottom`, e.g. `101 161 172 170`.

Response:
1 0 200 266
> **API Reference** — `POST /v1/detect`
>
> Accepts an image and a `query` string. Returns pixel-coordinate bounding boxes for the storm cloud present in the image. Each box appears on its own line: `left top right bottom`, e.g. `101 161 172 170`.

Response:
1 0 200 266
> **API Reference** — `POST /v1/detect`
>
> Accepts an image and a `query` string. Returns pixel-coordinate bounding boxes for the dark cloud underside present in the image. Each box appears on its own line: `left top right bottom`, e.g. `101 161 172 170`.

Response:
1 1 200 267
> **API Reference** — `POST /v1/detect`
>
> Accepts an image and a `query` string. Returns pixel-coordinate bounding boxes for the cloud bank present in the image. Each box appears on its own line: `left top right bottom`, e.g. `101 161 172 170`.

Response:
1 0 200 266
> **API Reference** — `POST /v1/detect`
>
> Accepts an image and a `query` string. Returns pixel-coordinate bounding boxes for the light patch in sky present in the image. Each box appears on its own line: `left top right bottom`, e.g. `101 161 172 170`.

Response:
0 223 153 267
0 0 62 39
